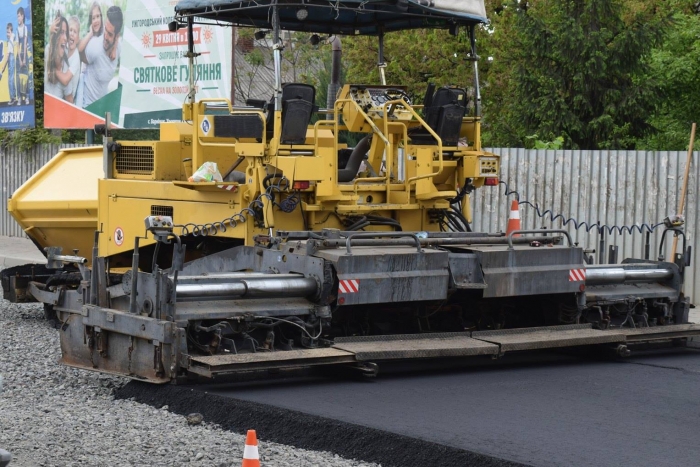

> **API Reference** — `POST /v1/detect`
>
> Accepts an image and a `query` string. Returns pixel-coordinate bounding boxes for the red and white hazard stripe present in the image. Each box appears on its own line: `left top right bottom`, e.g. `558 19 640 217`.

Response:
218 184 237 191
569 268 586 282
338 279 359 294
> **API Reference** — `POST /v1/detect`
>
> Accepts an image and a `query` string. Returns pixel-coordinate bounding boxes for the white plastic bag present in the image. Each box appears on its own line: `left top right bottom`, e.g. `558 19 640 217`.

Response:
188 162 223 182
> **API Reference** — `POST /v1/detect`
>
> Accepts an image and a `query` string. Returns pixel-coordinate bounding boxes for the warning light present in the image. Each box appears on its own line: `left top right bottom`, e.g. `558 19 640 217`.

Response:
293 181 310 190
484 178 499 186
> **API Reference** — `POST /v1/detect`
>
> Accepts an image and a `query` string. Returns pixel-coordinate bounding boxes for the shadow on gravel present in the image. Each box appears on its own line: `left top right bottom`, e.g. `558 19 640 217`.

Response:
116 381 527 467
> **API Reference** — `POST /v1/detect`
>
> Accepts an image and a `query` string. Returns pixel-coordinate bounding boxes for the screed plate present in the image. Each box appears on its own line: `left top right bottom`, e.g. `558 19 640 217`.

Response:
471 324 626 352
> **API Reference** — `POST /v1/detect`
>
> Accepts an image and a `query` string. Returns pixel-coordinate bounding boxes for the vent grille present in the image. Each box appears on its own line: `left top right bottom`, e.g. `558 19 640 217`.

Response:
116 146 154 174
151 205 173 220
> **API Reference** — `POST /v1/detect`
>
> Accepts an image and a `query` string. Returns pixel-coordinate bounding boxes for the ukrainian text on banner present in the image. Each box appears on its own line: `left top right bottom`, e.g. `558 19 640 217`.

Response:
44 0 232 129
0 0 35 129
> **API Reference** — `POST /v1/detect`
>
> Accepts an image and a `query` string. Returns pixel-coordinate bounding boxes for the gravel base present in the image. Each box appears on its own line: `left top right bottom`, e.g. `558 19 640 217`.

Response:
118 382 528 467
0 296 378 467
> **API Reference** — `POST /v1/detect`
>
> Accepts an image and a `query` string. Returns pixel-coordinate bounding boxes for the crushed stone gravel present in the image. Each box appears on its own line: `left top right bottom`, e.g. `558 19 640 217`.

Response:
0 296 378 467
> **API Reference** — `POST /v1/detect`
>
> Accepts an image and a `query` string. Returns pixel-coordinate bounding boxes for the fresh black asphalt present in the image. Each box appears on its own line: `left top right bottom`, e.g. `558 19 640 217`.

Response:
118 347 700 467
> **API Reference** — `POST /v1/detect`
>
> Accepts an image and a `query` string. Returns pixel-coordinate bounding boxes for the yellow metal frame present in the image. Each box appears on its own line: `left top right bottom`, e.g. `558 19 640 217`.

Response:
9 84 500 262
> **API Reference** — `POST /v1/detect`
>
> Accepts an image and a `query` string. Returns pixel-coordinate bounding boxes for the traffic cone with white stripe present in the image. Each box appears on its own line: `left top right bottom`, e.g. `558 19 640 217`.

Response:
242 430 260 467
506 200 521 237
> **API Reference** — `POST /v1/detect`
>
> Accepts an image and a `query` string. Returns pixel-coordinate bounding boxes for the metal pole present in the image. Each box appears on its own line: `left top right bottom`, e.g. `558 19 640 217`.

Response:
230 27 236 105
644 232 650 260
327 36 342 119
272 2 282 112
378 31 386 85
671 122 696 259
129 237 140 314
90 230 100 305
176 277 318 300
469 26 481 116
102 112 112 179
186 16 196 105
318 235 562 248
585 267 674 285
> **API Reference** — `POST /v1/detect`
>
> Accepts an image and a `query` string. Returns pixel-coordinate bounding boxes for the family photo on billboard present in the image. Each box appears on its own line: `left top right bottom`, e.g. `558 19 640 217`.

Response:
44 0 230 129
45 0 125 113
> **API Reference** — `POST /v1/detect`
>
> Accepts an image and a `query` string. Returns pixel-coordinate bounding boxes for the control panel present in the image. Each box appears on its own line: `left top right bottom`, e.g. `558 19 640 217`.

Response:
347 85 410 113
145 215 174 242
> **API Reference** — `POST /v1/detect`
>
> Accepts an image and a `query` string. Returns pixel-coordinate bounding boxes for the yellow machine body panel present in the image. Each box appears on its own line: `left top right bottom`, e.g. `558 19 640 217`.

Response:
8 83 500 267
8 146 103 259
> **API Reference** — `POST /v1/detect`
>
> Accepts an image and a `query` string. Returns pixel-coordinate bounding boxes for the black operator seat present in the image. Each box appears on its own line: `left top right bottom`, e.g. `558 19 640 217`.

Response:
246 84 318 145
410 84 468 146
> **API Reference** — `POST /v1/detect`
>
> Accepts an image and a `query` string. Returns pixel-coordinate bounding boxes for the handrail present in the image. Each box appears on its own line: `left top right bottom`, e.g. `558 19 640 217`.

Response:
345 231 422 255
198 98 233 114
383 121 409 199
507 229 573 250
382 99 445 192
333 98 392 190
313 118 337 164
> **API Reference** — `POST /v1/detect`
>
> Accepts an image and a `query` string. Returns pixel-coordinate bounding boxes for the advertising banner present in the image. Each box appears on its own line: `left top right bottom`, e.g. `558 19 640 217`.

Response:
44 0 232 129
0 0 35 129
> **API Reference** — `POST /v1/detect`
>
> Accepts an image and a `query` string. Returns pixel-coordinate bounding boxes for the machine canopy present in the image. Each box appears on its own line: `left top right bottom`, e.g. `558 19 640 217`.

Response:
174 0 488 35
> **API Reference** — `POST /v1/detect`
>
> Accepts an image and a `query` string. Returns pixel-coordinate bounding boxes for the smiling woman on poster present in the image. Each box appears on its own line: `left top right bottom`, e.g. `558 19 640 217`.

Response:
45 14 71 99
74 1 103 107
46 14 81 103
78 4 122 107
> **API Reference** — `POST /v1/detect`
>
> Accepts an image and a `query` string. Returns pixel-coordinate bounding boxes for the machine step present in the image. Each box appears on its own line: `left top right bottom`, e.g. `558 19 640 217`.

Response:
471 324 626 352
187 348 355 377
333 332 499 361
619 323 700 342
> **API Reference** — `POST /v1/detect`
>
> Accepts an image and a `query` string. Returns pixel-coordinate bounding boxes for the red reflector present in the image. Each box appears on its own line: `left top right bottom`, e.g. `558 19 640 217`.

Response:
292 181 310 190
484 178 499 186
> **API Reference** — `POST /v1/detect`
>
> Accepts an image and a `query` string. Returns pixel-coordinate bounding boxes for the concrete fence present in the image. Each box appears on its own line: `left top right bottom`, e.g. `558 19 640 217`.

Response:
1 145 698 300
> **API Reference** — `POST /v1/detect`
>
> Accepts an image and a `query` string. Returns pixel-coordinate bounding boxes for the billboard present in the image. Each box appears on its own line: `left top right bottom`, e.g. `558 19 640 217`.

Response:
44 0 232 129
0 0 35 129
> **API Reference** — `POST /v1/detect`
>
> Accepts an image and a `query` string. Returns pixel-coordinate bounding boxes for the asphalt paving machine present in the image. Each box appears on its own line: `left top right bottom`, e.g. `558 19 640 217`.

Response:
3 0 698 383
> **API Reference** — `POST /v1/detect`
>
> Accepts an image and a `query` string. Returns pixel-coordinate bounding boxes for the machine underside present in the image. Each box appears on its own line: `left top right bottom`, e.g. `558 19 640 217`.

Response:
3 228 696 384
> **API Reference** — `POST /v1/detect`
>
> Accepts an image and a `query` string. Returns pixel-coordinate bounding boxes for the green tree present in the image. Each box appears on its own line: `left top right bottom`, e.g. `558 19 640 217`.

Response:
342 29 476 103
641 2 700 150
484 0 668 149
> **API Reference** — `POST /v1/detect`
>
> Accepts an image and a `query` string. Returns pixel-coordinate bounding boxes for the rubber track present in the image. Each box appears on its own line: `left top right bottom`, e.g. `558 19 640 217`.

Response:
116 381 528 467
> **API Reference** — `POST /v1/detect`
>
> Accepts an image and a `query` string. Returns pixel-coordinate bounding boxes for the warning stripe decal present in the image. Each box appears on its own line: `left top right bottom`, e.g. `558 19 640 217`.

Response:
338 279 359 294
218 184 237 191
569 269 586 282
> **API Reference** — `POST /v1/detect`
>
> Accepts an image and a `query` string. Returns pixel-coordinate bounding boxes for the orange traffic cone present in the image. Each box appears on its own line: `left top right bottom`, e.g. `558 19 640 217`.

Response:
506 200 521 236
242 430 261 467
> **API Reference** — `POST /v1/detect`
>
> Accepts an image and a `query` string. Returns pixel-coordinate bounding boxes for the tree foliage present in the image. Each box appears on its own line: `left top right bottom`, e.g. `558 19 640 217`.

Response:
641 1 700 149
484 0 669 149
7 0 700 151
342 29 475 104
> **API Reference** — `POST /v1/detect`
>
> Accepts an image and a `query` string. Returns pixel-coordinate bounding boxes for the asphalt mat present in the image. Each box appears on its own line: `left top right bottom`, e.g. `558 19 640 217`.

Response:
117 347 700 467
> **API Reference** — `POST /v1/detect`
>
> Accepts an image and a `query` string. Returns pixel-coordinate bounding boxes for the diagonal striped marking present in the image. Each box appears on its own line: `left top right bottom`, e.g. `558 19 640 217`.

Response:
339 279 360 294
569 269 586 282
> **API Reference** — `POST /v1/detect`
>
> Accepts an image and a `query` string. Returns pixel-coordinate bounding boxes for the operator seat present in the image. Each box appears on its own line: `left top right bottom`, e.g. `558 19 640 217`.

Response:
247 83 317 145
410 84 467 146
